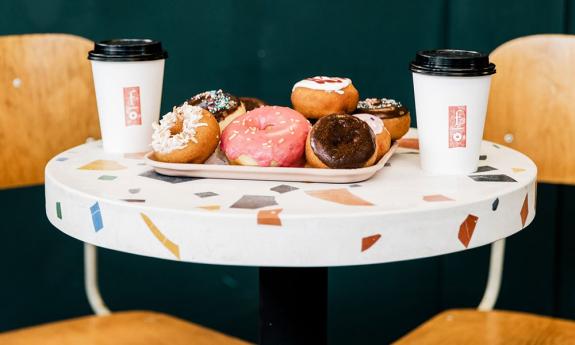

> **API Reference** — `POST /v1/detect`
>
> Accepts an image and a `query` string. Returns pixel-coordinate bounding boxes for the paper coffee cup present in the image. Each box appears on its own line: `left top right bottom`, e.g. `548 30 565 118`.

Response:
88 39 167 153
410 50 496 174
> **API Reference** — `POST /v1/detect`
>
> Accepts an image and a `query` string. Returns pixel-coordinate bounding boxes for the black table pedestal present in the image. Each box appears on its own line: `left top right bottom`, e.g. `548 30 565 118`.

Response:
259 267 328 345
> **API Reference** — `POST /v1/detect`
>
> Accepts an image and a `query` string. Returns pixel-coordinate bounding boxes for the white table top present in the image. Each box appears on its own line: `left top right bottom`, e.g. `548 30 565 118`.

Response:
45 129 536 267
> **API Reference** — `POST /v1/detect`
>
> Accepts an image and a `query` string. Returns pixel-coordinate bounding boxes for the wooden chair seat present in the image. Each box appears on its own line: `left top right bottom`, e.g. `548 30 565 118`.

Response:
0 311 251 345
394 309 575 345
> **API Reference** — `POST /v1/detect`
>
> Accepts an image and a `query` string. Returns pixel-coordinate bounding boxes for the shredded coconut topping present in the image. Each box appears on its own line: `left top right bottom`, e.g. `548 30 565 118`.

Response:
151 103 208 154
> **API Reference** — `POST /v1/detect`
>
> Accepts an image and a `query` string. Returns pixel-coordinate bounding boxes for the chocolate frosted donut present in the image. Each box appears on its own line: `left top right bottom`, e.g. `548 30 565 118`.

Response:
356 98 408 118
355 98 411 140
240 97 267 111
188 90 242 122
306 114 376 169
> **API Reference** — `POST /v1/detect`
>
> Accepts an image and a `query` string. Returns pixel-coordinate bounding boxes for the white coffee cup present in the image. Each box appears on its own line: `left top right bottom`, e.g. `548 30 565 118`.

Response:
88 39 167 153
410 50 496 174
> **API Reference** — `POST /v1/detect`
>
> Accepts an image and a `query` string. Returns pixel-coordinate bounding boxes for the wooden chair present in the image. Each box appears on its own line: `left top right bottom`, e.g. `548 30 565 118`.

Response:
395 34 575 344
0 33 250 345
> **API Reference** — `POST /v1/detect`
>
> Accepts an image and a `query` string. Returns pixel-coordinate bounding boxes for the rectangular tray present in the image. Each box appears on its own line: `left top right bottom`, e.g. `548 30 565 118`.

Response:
145 141 398 183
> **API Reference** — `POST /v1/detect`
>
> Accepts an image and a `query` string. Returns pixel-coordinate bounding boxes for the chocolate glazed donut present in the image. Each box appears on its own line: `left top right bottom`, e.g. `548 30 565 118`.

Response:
240 97 267 111
355 98 411 140
188 90 241 122
306 114 377 169
356 98 409 119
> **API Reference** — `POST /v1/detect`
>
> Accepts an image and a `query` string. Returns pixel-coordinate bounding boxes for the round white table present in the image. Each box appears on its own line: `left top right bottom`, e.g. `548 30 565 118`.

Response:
45 129 536 345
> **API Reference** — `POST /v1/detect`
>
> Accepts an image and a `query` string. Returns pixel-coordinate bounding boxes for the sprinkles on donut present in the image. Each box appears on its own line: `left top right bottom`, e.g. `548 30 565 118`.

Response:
188 90 240 121
188 89 247 131
355 98 411 140
221 106 311 167
356 98 408 118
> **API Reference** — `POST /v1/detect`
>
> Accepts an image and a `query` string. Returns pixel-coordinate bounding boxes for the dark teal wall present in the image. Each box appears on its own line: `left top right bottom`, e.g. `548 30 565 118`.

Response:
1 1 574 344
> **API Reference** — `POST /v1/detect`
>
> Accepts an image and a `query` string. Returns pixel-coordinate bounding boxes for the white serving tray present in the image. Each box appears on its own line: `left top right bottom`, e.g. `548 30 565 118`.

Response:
145 142 398 183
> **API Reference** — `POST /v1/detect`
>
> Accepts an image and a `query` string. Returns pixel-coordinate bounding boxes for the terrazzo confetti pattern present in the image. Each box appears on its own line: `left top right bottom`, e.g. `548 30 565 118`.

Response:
44 130 537 266
469 174 517 182
80 160 126 171
270 185 299 194
521 194 529 227
475 166 497 173
257 208 283 226
56 202 62 219
197 205 220 211
231 195 278 209
459 214 479 248
90 202 103 232
140 213 180 259
362 234 381 252
195 192 218 198
139 170 201 183
492 198 500 211
423 194 453 202
305 189 373 206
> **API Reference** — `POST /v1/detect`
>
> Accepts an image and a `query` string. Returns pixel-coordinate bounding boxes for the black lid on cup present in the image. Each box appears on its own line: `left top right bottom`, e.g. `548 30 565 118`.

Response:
410 49 495 77
88 39 168 62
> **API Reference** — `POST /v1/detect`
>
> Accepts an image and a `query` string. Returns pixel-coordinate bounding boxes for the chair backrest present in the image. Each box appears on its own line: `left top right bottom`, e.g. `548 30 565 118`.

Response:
0 34 100 189
485 34 575 185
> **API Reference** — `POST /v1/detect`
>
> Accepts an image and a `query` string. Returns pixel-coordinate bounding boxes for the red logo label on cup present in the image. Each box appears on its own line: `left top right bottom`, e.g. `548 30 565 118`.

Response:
123 86 142 126
448 105 467 148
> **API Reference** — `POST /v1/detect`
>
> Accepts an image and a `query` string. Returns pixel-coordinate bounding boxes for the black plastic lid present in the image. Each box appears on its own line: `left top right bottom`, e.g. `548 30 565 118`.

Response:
410 49 495 77
88 39 167 62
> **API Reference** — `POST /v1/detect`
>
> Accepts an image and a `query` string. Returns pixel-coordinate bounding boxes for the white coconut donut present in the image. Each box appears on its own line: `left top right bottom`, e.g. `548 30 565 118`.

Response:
151 103 220 163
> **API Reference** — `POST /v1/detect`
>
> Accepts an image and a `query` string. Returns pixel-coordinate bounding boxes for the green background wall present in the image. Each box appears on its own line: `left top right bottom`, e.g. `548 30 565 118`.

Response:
1 0 574 344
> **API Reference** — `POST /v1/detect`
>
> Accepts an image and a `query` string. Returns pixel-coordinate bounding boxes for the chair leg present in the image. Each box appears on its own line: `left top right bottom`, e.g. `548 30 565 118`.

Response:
84 243 111 315
478 238 506 311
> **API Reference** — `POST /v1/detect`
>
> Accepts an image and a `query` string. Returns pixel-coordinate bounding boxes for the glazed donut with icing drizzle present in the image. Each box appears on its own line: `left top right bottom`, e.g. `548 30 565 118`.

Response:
291 76 359 119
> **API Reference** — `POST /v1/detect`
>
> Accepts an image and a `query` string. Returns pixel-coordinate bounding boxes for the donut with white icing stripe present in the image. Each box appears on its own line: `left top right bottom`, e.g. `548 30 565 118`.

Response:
353 113 391 160
151 103 220 163
292 77 351 94
291 76 359 119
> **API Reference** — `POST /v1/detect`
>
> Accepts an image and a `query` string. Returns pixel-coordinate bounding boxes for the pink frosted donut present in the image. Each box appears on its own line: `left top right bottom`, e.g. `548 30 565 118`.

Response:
221 106 311 167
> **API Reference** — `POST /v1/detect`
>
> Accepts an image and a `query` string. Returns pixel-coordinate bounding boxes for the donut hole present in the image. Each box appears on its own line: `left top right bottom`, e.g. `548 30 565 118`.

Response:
325 127 364 158
170 118 184 135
